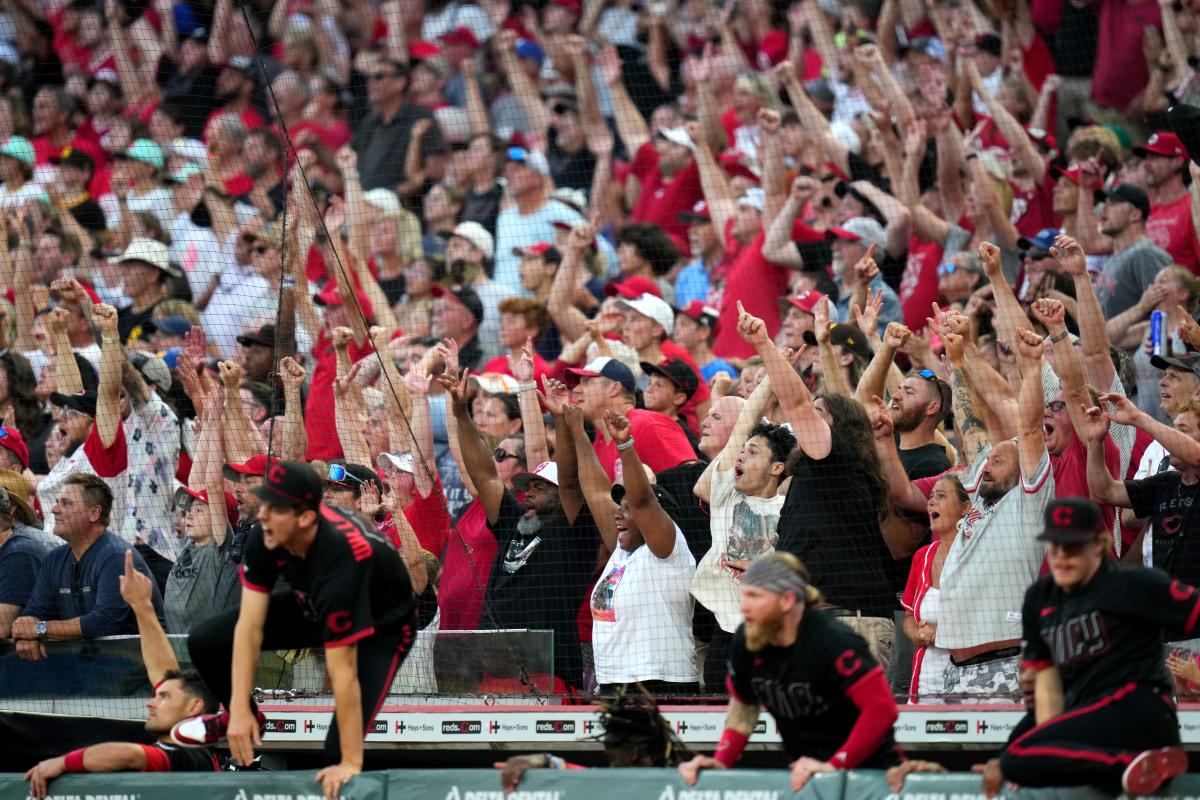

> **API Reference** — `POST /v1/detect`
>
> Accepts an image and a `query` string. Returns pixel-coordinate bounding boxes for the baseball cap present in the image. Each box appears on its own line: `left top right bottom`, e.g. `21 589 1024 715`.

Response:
0 468 37 525
515 38 544 65
611 481 679 513
974 32 1002 56
176 486 238 524
49 390 98 418
1167 104 1200 168
167 163 202 184
655 127 696 152
825 216 887 249
780 289 826 315
903 35 947 62
51 146 94 171
237 324 275 349
119 237 182 278
120 138 165 171
1038 497 1104 544
678 300 719 328
567 357 636 393
506 146 550 176
128 352 172 393
833 182 884 221
513 241 554 258
225 54 256 75
377 451 415 474
511 460 560 492
1094 184 1151 221
251 459 323 510
223 453 271 481
677 200 711 224
1151 351 1200 378
1050 164 1082 186
451 221 495 260
408 40 441 59
604 275 663 300
470 371 520 394
0 426 29 470
314 282 376 321
1133 131 1187 160
641 357 699 400
804 323 870 360
737 187 765 212
1018 228 1061 254
617 293 675 335
430 283 485 324
439 25 479 49
151 315 193 337
363 188 405 219
0 135 34 166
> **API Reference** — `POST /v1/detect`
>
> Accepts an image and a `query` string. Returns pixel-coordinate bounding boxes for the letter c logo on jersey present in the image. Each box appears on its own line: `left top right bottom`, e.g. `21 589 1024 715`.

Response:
1050 505 1075 527
327 611 352 634
834 649 862 678
1170 580 1195 602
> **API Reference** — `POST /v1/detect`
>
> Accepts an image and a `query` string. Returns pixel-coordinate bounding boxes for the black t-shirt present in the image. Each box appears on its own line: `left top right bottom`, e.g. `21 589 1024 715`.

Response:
462 182 502 235
66 196 106 232
483 491 600 687
1021 560 1200 708
899 442 951 480
241 504 415 646
150 741 220 772
547 129 596 195
776 436 896 616
727 612 900 767
1126 472 1200 585
656 460 711 563
351 103 444 191
118 300 163 345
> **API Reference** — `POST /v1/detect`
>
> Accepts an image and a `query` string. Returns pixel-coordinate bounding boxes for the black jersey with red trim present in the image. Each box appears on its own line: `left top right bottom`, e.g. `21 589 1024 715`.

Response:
727 610 899 767
1021 560 1200 709
141 742 220 772
240 504 415 647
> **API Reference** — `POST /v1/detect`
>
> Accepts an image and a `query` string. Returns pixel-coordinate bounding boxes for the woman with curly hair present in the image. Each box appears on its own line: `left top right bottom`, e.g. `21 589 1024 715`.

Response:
0 350 52 474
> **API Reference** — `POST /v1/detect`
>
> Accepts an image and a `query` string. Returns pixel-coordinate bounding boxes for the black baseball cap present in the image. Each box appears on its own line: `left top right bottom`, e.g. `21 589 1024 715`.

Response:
50 147 95 172
251 459 323 511
430 283 485 324
1167 103 1200 168
804 323 871 361
237 324 276 349
49 390 98 418
1094 184 1151 221
611 482 680 514
1151 351 1200 378
640 357 699 400
1038 498 1104 544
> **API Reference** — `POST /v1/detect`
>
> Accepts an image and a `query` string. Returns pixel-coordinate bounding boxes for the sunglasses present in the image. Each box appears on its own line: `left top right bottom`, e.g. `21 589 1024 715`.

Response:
327 463 366 485
252 244 273 255
493 448 519 463
915 369 938 381
551 103 575 115
367 72 399 81
937 263 959 276
1045 400 1067 413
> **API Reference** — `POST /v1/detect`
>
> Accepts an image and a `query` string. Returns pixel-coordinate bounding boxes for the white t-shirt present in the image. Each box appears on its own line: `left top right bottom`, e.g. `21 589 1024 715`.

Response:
691 464 785 633
38 420 129 538
937 446 1055 650
590 526 698 685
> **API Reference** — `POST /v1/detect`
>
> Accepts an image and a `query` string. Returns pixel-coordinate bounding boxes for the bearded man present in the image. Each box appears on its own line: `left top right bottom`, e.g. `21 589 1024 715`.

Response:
677 553 901 792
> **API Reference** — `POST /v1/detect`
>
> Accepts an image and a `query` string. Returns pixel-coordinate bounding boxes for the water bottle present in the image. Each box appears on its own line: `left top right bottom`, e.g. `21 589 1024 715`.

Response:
1151 310 1165 358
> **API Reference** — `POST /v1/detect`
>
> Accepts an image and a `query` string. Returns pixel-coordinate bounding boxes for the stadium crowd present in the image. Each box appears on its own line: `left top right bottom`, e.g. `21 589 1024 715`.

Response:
1 0 1200 713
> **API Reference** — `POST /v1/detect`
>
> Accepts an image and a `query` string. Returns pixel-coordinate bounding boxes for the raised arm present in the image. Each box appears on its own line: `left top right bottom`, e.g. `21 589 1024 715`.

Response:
967 59 1045 178
510 339 550 468
738 301 831 460
441 368 506 522
545 224 594 344
868 394 929 513
855 323 909 407
118 550 178 686
1032 296 1092 439
192 384 230 546
1082 404 1130 507
980 241 1031 353
92 304 123 448
941 325 993 468
1051 235 1116 390
814 296 853 398
1014 329 1051 477
598 45 650 156
689 121 737 241
496 29 551 142
400 364 436 500
607 410 677 559
278 357 308 461
1103 392 1200 468
761 177 812 268
47 307 83 395
562 402 617 551
219 361 261 462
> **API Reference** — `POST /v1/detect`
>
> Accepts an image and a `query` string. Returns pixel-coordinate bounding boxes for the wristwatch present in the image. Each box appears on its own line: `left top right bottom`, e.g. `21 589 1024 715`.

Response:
34 620 48 640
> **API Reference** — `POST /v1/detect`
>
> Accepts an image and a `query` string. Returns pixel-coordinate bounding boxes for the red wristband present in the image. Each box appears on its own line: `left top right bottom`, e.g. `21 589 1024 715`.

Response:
713 728 749 768
64 749 87 773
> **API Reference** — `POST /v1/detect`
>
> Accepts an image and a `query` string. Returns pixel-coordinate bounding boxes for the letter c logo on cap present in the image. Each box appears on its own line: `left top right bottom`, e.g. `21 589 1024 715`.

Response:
1051 505 1074 527
268 463 287 484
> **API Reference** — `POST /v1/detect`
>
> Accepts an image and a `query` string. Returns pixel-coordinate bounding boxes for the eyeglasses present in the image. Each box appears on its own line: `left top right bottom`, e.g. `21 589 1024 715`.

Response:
367 72 399 81
1045 400 1067 413
493 448 519 463
327 463 366 485
937 263 959 276
252 244 273 255
551 103 574 115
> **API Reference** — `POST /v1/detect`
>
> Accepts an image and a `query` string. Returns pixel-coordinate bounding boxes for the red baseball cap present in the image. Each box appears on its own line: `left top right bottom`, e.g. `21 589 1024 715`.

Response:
551 0 582 13
512 241 553 257
1051 164 1082 186
0 425 29 469
1134 131 1187 159
604 274 663 299
223 453 271 480
408 40 442 59
177 486 239 524
678 300 719 327
439 26 479 49
677 200 711 224
779 289 826 315
314 282 375 321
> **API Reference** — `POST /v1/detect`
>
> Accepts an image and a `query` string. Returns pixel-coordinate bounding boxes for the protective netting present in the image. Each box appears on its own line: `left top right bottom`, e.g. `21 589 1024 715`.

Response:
0 0 1198 720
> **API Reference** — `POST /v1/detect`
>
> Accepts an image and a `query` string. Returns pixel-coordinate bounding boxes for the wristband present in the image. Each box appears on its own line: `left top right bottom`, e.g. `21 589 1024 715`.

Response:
546 754 566 769
713 728 748 768
64 749 87 773
616 436 635 452
343 169 360 181
281 278 297 288
1047 329 1068 344
516 381 537 393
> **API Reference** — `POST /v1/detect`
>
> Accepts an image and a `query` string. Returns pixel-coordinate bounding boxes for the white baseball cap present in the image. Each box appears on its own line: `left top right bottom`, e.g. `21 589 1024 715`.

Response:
377 451 415 474
655 127 696 152
512 460 559 492
451 221 495 260
617 293 675 336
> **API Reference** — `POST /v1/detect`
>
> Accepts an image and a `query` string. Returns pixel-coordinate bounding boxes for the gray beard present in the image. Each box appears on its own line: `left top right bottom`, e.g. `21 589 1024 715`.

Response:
516 514 545 537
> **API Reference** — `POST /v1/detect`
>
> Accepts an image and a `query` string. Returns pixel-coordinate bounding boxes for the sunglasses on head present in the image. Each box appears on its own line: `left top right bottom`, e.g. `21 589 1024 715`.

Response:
915 368 938 381
327 463 365 485
493 447 519 463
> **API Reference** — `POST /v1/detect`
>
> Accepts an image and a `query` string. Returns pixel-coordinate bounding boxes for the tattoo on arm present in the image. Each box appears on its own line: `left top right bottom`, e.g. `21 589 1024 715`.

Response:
952 369 990 466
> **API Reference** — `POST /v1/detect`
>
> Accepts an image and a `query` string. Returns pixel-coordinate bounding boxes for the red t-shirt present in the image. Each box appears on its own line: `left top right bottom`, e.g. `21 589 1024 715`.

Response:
592 408 696 481
1146 192 1200 272
438 497 499 631
481 353 553 385
1093 0 1161 111
660 339 711 436
304 331 374 460
629 142 703 257
1052 433 1122 536
900 234 943 332
1011 171 1058 238
403 476 450 556
712 230 791 360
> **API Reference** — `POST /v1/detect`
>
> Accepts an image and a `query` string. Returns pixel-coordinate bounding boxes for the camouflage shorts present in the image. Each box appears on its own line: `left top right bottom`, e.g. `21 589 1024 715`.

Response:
942 653 1020 703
